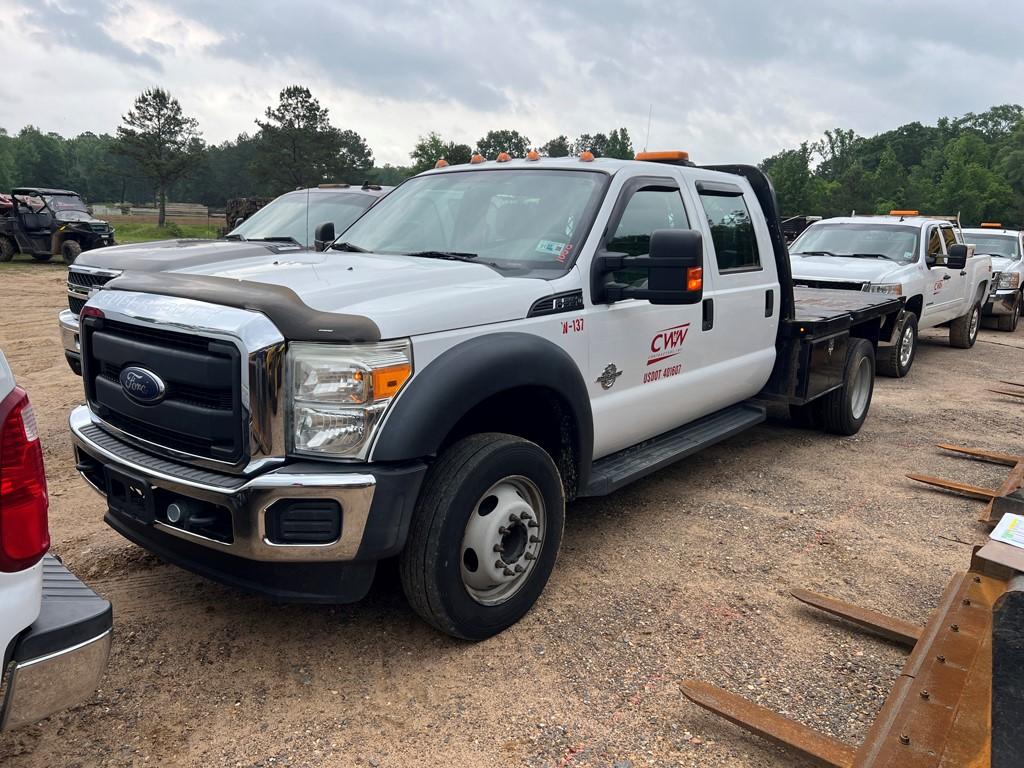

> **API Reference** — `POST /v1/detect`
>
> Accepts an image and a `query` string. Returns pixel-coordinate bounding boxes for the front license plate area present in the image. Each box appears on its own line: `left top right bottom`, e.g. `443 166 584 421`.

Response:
105 466 155 524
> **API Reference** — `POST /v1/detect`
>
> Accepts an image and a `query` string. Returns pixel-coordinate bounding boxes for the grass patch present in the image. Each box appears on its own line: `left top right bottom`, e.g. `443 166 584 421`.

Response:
112 220 219 244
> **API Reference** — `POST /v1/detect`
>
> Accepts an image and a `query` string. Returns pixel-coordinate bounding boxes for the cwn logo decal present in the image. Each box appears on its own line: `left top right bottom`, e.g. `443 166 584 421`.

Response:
647 323 690 366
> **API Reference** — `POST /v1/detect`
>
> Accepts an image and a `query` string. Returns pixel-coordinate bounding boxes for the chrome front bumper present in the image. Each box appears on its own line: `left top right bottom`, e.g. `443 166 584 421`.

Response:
70 405 377 563
58 309 81 373
984 288 1020 316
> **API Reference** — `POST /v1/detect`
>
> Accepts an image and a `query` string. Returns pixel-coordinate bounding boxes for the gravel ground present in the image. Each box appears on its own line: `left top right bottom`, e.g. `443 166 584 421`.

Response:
1 259 1021 767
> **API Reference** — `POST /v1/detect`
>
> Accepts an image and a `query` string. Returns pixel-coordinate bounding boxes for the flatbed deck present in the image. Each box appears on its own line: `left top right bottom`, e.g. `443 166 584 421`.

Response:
786 286 903 338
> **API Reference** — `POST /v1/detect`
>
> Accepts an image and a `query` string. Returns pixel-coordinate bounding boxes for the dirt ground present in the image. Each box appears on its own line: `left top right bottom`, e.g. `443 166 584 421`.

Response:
1 257 1021 767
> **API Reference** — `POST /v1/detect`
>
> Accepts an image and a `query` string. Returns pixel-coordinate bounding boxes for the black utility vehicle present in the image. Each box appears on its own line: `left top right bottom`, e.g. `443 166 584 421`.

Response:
0 188 114 264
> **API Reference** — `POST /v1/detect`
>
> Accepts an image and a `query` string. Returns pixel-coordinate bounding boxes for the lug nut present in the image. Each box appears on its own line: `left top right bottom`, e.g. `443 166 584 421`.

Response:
509 514 519 523
899 734 910 746
527 521 539 528
937 655 946 664
503 567 515 576
493 544 503 552
529 535 541 543
520 512 531 520
494 560 505 569
524 552 536 560
514 565 525 573
499 526 509 535
920 690 930 700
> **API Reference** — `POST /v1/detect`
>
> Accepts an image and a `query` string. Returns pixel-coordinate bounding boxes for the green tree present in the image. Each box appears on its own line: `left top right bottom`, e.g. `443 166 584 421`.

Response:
12 126 67 186
603 128 634 159
410 132 472 174
573 132 608 156
253 85 372 192
115 88 204 226
476 129 530 159
759 143 813 216
812 128 861 181
871 145 906 213
540 135 570 157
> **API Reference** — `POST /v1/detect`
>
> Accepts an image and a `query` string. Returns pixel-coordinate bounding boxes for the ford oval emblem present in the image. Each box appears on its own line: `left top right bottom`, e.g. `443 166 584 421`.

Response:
119 366 166 405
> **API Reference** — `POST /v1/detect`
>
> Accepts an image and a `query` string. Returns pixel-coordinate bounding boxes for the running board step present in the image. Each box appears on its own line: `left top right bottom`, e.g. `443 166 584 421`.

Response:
582 403 766 497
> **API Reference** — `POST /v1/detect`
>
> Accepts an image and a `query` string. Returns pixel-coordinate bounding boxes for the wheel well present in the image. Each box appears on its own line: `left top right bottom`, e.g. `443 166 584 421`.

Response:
440 387 580 500
904 295 923 319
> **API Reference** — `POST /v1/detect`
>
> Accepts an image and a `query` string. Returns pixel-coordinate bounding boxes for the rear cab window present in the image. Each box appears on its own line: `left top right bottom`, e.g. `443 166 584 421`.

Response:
695 181 761 273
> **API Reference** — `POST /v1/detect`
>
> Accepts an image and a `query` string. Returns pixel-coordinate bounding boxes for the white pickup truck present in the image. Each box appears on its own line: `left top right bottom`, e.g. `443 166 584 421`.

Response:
0 350 111 730
790 213 993 377
67 153 903 639
965 224 1024 332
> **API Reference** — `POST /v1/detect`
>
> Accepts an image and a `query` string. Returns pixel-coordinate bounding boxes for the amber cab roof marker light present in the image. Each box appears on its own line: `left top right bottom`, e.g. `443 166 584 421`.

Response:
470 153 485 164
578 150 595 162
434 158 449 168
496 151 512 163
636 150 690 163
526 149 541 161
889 210 919 216
979 222 1003 228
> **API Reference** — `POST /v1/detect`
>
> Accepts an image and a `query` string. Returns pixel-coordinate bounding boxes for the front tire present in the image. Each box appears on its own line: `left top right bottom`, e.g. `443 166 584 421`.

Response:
949 302 980 348
875 311 917 377
399 433 565 640
0 237 15 262
61 240 82 265
996 294 1020 332
818 338 875 436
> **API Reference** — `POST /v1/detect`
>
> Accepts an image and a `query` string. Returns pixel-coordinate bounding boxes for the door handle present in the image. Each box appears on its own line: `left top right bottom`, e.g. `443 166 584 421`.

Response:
764 289 774 317
702 298 714 331
943 274 951 280
959 271 967 276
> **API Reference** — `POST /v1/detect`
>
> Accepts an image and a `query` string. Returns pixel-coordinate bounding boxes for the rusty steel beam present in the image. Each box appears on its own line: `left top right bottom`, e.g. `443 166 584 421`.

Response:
791 589 921 647
679 680 856 768
989 388 1024 400
937 443 1024 467
906 473 998 501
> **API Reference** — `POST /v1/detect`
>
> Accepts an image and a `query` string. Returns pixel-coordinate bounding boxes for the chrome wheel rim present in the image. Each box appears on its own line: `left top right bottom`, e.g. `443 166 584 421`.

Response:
898 324 915 368
969 306 979 341
850 356 872 420
460 476 545 606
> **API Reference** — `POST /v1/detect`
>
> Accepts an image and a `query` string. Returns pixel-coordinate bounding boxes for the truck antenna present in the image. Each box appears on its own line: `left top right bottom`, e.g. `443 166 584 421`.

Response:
644 104 653 151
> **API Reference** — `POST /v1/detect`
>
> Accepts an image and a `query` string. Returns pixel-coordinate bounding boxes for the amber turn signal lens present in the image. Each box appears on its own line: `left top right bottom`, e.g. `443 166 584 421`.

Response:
373 364 411 400
686 267 703 292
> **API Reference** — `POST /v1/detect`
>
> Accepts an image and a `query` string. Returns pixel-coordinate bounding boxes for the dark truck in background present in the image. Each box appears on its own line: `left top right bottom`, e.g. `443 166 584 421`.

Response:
0 188 115 264
67 153 903 640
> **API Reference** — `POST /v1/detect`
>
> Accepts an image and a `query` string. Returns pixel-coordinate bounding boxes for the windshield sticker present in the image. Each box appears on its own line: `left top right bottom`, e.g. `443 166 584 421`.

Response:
558 243 574 263
537 239 568 256
565 216 576 238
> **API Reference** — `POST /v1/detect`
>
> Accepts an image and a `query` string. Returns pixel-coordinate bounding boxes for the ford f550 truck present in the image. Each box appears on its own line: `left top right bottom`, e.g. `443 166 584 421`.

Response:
790 212 992 377
68 153 902 639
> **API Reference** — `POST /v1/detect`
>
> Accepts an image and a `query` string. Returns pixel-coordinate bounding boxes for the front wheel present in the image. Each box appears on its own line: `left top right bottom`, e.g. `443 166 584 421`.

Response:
818 338 875 436
61 240 83 265
399 433 565 640
949 302 980 348
996 294 1020 332
0 237 15 262
875 311 917 378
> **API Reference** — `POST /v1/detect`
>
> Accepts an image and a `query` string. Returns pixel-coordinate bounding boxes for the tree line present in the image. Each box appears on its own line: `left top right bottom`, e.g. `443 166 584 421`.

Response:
0 85 635 226
1 85 1021 228
761 104 1024 225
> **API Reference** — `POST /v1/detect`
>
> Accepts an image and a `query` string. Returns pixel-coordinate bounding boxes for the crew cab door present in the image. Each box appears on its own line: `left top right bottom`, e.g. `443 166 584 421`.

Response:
587 177 711 458
922 225 955 323
928 225 966 322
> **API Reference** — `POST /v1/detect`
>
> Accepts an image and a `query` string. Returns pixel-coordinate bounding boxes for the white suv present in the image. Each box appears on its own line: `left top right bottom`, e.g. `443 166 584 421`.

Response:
0 349 111 731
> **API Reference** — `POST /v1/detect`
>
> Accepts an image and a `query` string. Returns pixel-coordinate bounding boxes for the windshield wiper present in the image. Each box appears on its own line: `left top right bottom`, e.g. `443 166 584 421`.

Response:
330 241 369 252
403 250 480 262
849 253 896 261
246 236 302 246
793 250 839 257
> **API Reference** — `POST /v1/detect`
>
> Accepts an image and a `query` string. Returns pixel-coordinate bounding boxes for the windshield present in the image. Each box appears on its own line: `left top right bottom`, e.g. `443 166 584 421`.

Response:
968 233 1020 259
228 191 376 247
335 169 608 275
792 223 920 264
43 194 87 212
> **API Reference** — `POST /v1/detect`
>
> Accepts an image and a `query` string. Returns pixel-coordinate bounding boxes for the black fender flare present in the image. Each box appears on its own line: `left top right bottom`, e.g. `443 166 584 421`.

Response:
372 332 593 488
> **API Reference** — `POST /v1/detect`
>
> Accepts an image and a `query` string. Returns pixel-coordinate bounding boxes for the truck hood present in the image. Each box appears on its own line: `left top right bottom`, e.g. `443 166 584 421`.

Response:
170 251 547 338
74 238 305 272
989 256 1016 273
790 254 902 283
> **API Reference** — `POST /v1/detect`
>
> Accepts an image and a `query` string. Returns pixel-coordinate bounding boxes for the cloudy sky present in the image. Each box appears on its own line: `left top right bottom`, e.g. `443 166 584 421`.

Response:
1 0 1022 166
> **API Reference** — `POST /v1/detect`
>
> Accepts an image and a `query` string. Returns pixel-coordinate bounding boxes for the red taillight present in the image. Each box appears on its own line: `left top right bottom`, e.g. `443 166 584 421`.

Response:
0 387 50 572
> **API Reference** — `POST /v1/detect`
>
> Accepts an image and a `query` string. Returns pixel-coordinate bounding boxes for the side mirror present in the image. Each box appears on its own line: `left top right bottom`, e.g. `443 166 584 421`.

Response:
314 221 335 252
591 229 704 305
946 243 968 271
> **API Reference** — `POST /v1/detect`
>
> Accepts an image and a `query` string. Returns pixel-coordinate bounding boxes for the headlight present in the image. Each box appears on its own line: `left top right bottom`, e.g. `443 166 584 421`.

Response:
997 272 1021 290
862 283 903 296
289 340 412 458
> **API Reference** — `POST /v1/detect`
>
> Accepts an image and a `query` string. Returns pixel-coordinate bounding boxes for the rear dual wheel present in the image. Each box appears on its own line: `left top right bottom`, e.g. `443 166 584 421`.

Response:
790 338 875 436
400 433 564 640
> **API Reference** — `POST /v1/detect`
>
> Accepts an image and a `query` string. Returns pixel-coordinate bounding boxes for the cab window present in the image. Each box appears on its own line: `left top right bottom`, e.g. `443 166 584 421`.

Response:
926 227 943 262
698 191 760 272
941 226 958 254
607 187 689 286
